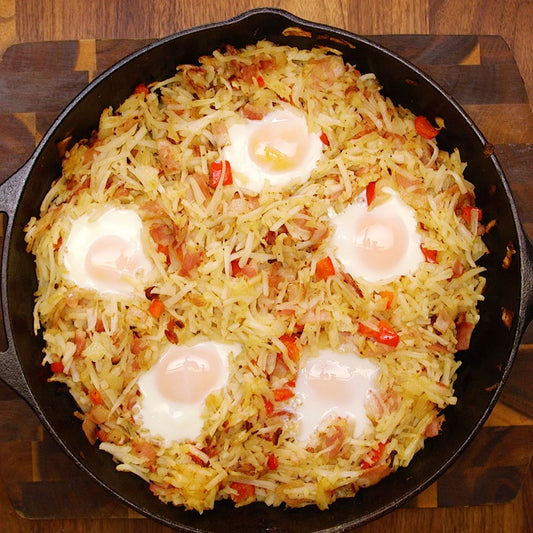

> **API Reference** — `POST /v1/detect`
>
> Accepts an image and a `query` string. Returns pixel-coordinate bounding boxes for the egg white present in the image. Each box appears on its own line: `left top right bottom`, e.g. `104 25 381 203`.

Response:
329 188 424 283
222 106 324 193
134 340 241 444
292 348 379 443
63 207 153 295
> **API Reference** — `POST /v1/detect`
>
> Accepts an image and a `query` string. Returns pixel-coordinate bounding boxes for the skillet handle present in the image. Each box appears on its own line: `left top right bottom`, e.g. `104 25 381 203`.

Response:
0 161 38 408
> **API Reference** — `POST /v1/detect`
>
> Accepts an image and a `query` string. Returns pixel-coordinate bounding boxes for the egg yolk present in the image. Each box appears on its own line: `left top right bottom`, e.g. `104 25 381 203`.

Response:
156 345 224 404
248 113 308 173
353 212 409 272
85 235 145 285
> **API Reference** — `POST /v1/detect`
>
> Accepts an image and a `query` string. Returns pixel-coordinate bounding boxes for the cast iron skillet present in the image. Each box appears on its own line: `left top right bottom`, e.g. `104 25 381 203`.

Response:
1 8 532 532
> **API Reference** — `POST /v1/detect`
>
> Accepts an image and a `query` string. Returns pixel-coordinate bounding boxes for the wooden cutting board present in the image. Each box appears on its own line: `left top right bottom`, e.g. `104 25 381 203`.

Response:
0 35 532 519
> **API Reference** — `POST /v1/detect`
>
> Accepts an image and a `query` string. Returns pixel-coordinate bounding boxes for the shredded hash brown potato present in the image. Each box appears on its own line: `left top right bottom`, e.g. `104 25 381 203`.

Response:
24 41 488 512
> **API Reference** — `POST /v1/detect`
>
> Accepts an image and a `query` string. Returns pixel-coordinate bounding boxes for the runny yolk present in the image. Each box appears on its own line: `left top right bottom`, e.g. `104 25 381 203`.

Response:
353 212 409 272
156 345 223 404
248 113 308 172
85 235 143 284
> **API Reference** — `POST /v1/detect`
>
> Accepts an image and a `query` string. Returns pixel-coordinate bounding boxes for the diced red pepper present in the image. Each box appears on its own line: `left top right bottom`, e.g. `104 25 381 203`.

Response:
361 459 373 469
231 259 242 277
279 334 300 362
133 82 149 96
264 398 274 416
96 429 109 442
420 245 438 264
50 361 64 373
157 244 171 264
461 206 483 225
89 389 104 405
357 322 378 337
273 388 295 401
256 75 265 88
315 256 335 280
358 320 400 347
361 441 387 469
378 290 394 310
230 482 256 503
366 180 377 206
320 131 330 146
267 453 279 470
376 320 400 347
414 115 439 139
210 160 233 188
148 298 165 318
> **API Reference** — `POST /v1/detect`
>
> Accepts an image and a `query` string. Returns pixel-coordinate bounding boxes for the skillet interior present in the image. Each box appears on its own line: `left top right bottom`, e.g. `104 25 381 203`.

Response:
3 8 527 532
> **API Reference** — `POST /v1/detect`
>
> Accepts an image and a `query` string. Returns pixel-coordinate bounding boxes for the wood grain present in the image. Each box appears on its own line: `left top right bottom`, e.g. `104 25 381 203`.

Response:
429 0 533 110
2 0 532 110
0 2 532 532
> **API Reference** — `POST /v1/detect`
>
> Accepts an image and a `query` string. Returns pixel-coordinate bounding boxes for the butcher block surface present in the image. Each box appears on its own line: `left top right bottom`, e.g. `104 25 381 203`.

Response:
0 33 532 529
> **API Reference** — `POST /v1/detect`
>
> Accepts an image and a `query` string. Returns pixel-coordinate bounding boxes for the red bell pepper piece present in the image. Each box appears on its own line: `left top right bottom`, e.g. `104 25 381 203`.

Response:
420 245 438 264
315 256 335 280
133 82 149 96
267 453 279 470
273 388 295 401
461 206 482 225
378 290 394 310
358 320 400 347
279 334 300 362
366 180 377 206
210 160 233 187
361 441 387 469
148 298 165 318
50 361 64 373
230 482 255 503
414 115 439 139
264 398 274 416
89 389 104 405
